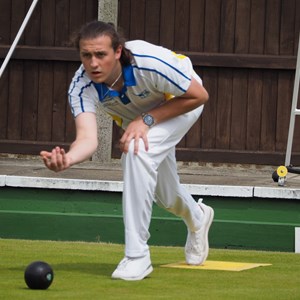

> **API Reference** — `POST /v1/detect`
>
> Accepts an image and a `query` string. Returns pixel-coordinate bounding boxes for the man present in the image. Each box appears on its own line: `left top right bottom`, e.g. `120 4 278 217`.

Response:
40 21 214 281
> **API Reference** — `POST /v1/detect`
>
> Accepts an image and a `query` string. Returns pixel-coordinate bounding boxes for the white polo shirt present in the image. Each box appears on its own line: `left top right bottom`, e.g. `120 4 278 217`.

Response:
68 40 200 128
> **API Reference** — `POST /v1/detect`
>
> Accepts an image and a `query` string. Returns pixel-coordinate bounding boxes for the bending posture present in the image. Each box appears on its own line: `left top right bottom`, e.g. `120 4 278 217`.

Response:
40 21 214 281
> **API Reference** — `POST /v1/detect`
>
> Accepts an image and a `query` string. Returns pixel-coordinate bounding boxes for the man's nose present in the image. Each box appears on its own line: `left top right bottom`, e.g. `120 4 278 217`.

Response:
90 56 98 68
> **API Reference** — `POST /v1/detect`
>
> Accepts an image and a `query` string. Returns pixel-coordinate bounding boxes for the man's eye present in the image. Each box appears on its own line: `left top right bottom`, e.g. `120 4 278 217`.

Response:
95 52 106 58
81 53 91 58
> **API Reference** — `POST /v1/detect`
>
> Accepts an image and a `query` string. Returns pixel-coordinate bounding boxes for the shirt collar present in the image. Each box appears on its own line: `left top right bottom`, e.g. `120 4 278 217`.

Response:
122 64 136 87
93 64 136 102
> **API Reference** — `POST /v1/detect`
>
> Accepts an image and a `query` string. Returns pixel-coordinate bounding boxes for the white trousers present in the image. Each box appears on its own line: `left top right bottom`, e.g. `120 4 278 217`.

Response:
121 105 204 258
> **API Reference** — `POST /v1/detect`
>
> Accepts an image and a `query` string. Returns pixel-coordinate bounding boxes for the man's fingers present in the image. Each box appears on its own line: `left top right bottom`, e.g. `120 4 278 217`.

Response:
61 148 68 166
134 137 140 155
54 147 64 169
120 132 132 154
141 131 149 152
40 150 50 157
40 147 68 172
120 135 149 154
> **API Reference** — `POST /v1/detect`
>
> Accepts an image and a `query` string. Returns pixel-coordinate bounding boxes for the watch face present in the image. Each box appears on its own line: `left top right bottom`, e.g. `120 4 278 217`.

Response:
143 114 154 126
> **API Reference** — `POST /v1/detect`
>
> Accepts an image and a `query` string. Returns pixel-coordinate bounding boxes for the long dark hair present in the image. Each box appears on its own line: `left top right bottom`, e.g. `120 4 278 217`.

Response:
73 20 132 66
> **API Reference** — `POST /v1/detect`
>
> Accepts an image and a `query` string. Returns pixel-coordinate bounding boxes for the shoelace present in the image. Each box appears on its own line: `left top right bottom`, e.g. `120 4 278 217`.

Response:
117 257 134 270
186 230 204 252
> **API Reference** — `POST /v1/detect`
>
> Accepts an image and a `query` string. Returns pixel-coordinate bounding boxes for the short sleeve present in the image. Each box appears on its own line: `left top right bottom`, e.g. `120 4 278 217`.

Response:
68 66 98 117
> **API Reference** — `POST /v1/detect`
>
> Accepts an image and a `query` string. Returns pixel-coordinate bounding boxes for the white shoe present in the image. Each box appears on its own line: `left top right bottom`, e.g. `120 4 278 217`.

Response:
185 200 214 265
111 253 153 281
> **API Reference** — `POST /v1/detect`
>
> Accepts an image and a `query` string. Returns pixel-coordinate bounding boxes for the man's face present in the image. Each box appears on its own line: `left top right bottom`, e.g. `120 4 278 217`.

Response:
79 35 122 84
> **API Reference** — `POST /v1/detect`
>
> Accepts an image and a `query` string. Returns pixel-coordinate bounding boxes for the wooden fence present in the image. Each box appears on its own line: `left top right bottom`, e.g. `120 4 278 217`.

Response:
111 0 300 165
0 0 299 165
0 0 98 153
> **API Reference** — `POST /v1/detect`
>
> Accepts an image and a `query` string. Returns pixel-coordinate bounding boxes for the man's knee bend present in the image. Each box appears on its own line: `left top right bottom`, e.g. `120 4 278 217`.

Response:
122 139 151 166
158 195 188 218
126 138 148 156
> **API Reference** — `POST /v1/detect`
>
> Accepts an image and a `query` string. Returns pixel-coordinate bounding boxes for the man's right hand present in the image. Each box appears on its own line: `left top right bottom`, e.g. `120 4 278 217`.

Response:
40 146 72 172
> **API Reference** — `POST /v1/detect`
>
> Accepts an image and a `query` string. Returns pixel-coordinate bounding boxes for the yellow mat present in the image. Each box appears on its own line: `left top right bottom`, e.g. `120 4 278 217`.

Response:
161 261 271 272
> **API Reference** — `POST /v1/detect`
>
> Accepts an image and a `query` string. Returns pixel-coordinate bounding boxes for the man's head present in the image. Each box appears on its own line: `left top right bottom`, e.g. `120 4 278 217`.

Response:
74 21 131 84
74 21 123 53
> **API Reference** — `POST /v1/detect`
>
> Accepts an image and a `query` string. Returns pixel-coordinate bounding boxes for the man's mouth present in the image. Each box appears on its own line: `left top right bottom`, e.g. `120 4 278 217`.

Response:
90 71 104 81
92 71 101 75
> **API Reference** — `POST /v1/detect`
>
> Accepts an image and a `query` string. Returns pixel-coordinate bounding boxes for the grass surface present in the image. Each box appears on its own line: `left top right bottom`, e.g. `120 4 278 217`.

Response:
0 238 299 299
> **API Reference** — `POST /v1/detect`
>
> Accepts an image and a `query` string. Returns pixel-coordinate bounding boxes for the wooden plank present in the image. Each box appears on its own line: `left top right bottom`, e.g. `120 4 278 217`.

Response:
145 0 161 45
54 0 70 46
177 135 186 149
189 0 205 51
69 0 86 35
40 0 56 46
294 118 300 153
249 0 265 54
216 69 233 149
130 0 146 40
276 71 293 151
7 61 23 140
37 61 54 141
0 0 12 44
52 0 70 143
265 0 281 55
10 0 26 44
186 120 201 148
235 0 250 53
0 0 10 138
246 70 263 151
111 124 123 158
175 148 300 165
52 62 67 142
260 70 278 151
185 68 203 148
230 70 248 150
118 0 131 37
204 0 221 52
0 46 80 61
295 0 300 55
0 140 71 155
0 64 9 139
65 63 79 143
21 60 39 140
174 0 189 51
23 0 41 46
85 0 98 21
0 46 296 69
159 0 175 49
186 52 296 70
19 0 40 141
201 68 218 149
280 0 296 55
186 61 202 150
220 0 236 53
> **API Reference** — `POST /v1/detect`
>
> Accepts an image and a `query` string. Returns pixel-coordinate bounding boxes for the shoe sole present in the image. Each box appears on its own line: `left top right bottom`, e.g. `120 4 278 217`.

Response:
112 265 153 281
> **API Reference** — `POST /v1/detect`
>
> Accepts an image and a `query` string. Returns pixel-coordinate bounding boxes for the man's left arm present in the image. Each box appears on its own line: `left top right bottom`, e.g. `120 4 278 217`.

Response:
119 77 209 154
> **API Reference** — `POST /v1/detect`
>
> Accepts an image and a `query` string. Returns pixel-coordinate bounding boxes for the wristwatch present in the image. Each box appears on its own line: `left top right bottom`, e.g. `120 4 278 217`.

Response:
142 112 155 128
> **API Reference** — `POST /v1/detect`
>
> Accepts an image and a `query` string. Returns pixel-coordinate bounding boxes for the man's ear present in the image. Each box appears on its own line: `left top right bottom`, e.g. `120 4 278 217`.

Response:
115 45 123 59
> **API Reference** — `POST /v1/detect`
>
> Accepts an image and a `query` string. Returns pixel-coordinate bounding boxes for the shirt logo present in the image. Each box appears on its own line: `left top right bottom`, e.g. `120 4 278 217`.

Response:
134 89 150 99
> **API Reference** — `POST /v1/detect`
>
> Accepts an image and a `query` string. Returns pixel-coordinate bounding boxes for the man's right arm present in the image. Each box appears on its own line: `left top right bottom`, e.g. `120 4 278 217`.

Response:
40 112 98 172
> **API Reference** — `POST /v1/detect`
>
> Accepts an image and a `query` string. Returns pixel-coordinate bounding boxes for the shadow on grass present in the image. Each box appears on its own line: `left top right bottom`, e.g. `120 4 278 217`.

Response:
52 262 116 277
11 262 116 278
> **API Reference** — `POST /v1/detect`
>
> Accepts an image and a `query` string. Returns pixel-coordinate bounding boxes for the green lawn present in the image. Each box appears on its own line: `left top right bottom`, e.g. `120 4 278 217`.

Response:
0 239 299 299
